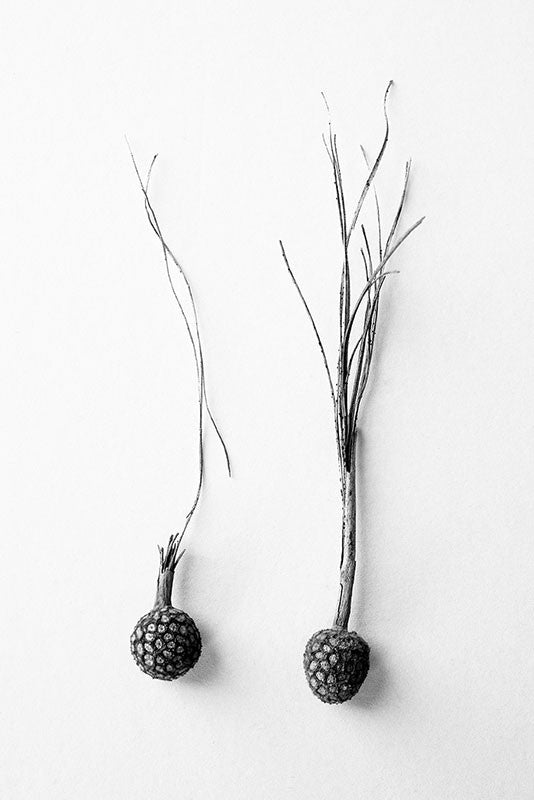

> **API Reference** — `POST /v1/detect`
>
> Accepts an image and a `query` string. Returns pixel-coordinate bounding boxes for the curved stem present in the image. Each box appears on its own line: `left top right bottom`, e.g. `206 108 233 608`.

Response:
347 80 392 243
127 142 232 574
279 240 343 478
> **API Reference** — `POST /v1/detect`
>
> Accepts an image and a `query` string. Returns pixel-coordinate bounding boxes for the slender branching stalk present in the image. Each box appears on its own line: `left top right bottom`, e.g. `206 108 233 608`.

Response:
280 84 424 631
127 143 231 573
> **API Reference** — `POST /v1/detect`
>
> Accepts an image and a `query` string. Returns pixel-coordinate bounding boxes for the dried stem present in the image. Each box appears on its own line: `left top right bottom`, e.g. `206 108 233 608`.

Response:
347 81 393 243
333 437 357 629
127 142 231 578
280 85 423 630
279 240 344 478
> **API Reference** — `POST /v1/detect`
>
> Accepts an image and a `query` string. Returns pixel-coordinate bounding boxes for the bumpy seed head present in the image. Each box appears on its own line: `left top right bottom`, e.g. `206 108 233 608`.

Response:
303 627 370 704
130 605 201 680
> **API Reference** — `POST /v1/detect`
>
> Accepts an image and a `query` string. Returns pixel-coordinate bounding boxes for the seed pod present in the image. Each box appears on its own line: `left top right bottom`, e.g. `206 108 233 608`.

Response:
303 628 370 704
131 556 202 680
131 604 201 681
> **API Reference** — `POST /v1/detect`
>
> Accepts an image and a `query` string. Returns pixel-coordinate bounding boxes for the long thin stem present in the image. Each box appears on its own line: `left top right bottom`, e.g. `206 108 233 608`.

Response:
385 160 412 256
142 160 231 474
347 81 393 243
279 240 344 478
323 128 351 478
129 153 205 550
360 145 383 261
128 143 231 571
342 217 423 363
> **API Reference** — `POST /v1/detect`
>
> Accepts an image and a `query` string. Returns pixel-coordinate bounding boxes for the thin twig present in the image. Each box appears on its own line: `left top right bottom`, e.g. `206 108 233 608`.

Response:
279 240 343 473
323 127 351 470
347 80 393 243
127 141 231 567
384 159 412 256
360 145 383 261
343 214 424 356
342 268 400 362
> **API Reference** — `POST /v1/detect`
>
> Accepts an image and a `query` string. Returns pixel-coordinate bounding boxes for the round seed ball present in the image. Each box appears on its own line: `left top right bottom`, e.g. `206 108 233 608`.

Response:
303 628 370 703
130 606 201 680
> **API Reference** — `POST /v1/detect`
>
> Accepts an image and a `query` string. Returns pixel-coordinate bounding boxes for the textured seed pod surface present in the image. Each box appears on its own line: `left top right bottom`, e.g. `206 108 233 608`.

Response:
131 605 201 680
303 628 370 703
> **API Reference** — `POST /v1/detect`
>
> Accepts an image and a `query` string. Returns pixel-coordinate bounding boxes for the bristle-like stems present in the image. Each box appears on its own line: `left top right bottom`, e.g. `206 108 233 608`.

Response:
279 241 336 405
385 160 412 256
323 124 352 471
361 225 373 277
347 80 393 243
360 144 383 261
342 270 399 358
159 529 186 573
127 140 231 578
128 148 205 542
127 143 231 472
279 240 344 478
281 84 423 631
204 393 232 477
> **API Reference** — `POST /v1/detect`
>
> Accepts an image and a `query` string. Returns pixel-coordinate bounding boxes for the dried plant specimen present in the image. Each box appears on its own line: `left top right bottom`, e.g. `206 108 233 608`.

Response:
280 84 424 703
128 148 230 680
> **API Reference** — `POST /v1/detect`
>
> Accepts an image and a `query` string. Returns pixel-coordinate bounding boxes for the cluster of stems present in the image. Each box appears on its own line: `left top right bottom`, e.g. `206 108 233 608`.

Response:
128 143 231 580
280 83 423 630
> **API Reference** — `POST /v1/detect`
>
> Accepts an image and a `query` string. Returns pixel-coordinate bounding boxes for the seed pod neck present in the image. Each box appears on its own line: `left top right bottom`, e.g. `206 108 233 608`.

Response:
154 567 175 609
333 445 357 629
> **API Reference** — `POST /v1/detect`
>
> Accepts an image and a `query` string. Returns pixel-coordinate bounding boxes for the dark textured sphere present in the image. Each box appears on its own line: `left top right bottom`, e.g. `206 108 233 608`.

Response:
303 627 370 704
130 605 201 680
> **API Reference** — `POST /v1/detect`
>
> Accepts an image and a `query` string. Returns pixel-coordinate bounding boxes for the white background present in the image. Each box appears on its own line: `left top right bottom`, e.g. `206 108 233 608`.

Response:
1 2 533 798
